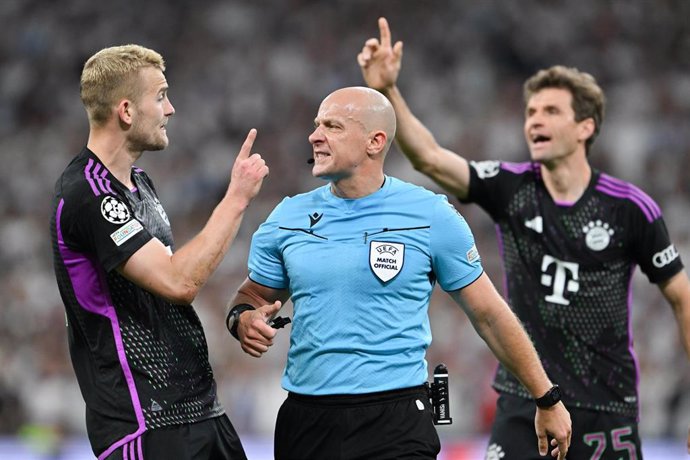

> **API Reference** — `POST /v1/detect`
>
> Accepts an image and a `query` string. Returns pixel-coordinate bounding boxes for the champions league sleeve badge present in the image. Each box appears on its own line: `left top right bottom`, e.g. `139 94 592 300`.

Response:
369 241 405 282
101 196 131 224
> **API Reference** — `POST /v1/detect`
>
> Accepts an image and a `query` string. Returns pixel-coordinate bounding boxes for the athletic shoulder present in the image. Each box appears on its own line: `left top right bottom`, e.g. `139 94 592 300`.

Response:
594 171 662 222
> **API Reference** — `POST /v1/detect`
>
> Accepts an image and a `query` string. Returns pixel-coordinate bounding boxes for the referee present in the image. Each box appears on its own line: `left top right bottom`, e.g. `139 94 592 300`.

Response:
226 86 571 460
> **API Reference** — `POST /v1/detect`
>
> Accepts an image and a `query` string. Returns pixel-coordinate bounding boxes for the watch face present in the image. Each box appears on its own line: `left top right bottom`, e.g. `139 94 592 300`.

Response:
552 386 562 401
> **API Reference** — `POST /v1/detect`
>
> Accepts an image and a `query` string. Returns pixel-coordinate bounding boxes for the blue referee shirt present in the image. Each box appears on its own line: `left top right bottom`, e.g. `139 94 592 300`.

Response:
248 176 483 394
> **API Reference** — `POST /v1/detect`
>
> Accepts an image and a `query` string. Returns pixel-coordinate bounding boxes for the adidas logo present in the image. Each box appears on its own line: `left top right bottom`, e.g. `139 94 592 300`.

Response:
525 216 543 234
150 400 162 412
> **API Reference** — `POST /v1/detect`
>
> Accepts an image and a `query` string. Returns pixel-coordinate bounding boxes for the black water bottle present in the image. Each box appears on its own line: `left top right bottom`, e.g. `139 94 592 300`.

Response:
432 364 452 425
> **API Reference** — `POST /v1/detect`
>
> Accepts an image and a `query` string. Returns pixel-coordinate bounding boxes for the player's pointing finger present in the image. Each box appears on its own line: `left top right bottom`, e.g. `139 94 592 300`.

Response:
378 17 392 48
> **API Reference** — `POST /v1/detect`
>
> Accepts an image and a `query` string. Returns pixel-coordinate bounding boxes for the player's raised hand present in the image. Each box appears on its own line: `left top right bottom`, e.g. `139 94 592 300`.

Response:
357 17 403 91
228 128 269 203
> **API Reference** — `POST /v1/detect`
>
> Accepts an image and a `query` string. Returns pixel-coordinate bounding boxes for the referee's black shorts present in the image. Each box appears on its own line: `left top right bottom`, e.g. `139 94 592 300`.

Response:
274 385 440 460
488 392 642 460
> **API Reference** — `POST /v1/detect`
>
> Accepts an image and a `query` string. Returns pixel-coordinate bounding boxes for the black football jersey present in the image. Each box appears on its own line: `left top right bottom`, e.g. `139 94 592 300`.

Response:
50 148 223 457
463 160 683 417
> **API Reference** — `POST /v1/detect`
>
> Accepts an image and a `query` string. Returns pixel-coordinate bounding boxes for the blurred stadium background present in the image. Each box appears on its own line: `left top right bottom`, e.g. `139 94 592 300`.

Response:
1 0 689 458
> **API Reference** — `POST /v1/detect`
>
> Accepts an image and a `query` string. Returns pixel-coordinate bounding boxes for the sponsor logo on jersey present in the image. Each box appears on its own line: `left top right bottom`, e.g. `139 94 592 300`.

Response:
541 255 579 305
583 220 614 251
470 160 501 179
652 244 679 268
110 219 143 246
370 241 405 282
525 216 543 234
101 196 130 224
309 212 323 228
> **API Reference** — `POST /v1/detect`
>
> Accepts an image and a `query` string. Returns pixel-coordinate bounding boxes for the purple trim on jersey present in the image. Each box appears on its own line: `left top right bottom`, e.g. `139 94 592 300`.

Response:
100 167 115 195
85 159 101 196
55 199 147 459
627 265 641 420
131 186 138 193
554 199 575 207
137 436 143 459
501 161 534 175
133 167 144 173
495 224 509 297
595 174 661 223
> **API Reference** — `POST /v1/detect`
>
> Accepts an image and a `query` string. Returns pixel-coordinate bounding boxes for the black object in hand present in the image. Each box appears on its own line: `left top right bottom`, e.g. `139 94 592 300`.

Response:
269 316 291 329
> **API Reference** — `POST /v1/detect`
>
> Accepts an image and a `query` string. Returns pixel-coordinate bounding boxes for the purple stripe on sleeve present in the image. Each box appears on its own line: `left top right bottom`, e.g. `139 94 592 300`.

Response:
500 161 534 175
130 441 135 460
84 159 101 196
599 175 661 216
597 175 661 222
596 183 654 222
55 199 147 459
92 163 111 195
100 168 115 195
123 443 129 460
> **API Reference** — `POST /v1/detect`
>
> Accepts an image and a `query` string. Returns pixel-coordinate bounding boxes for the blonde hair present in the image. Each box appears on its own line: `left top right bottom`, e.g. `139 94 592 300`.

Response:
524 65 606 154
80 44 165 126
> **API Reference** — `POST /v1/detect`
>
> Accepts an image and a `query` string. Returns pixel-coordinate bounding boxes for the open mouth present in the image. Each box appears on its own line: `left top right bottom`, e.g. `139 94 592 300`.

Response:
531 134 551 145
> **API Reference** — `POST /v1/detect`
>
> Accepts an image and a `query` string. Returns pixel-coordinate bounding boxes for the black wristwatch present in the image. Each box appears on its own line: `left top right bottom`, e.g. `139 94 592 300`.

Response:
535 385 562 408
225 304 256 340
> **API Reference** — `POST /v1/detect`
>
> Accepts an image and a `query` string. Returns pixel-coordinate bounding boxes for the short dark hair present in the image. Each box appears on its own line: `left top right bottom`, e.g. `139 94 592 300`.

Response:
524 65 606 154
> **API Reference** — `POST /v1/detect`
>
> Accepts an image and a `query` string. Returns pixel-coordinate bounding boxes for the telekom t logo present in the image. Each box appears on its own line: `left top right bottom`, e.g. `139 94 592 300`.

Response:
540 255 579 305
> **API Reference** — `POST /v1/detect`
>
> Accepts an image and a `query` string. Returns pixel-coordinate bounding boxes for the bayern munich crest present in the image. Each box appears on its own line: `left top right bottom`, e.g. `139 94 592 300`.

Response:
101 196 131 224
369 241 405 282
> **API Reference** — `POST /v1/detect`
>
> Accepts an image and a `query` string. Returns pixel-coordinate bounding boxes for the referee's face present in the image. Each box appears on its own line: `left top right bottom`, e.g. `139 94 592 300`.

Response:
308 91 369 181
128 67 175 153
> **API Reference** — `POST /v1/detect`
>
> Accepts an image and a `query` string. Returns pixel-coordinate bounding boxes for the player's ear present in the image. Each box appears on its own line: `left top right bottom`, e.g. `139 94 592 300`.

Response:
578 117 595 143
117 99 133 127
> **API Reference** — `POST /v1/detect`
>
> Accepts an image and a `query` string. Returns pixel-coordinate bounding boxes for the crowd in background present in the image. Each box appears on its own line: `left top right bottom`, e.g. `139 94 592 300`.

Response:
1 0 689 449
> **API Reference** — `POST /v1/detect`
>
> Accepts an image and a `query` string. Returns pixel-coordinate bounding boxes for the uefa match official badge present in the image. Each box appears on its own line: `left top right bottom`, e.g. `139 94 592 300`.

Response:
369 241 405 282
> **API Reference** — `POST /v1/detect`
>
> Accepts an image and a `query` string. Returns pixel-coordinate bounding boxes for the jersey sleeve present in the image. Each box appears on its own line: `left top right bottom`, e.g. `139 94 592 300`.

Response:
461 160 528 220
430 197 484 292
629 204 684 284
62 193 152 273
247 202 289 289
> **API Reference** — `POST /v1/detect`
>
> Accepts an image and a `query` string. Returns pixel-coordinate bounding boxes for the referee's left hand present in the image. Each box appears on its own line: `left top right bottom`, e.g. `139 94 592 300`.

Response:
535 402 571 459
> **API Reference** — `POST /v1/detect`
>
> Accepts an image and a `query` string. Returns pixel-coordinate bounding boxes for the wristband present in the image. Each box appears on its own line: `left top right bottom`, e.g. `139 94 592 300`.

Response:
225 303 256 340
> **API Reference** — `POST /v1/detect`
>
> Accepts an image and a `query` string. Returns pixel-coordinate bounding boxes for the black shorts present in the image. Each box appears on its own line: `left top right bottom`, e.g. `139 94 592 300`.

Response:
488 393 643 460
274 385 440 460
103 415 247 460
